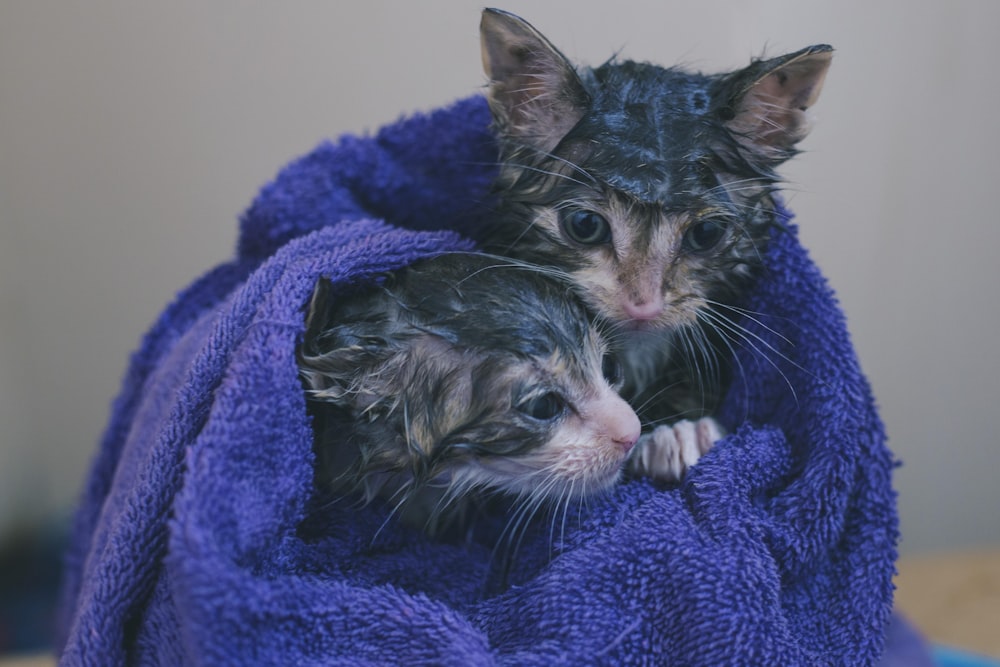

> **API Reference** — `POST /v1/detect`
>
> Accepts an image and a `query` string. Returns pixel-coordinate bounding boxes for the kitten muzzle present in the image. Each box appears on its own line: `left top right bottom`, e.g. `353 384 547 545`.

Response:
622 298 665 322
594 389 641 453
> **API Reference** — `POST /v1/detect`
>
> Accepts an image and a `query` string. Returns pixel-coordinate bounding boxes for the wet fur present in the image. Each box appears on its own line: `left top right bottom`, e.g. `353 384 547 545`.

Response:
298 254 639 535
480 8 831 427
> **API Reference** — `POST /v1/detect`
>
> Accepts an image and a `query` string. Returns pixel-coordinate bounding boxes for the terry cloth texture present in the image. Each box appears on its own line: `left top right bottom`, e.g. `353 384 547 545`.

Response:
57 95 908 665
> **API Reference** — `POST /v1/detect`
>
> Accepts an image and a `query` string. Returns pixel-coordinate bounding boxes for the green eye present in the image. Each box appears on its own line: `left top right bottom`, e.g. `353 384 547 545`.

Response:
517 391 566 421
683 219 728 252
561 210 612 245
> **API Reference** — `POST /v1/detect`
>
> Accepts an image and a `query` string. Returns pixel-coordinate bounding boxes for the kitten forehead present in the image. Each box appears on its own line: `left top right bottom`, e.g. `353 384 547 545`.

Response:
566 62 717 204
395 255 593 358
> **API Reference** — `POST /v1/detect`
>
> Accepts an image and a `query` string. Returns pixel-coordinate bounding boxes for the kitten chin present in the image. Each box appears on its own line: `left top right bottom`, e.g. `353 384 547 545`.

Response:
298 253 640 536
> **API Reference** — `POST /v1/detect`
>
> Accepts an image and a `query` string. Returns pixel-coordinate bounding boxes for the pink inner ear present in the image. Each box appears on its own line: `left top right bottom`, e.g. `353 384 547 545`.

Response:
486 55 588 151
730 51 832 152
762 54 831 111
481 10 588 152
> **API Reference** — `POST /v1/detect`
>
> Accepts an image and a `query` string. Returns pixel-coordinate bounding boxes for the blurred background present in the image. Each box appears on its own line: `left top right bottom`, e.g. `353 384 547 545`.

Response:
1 0 998 659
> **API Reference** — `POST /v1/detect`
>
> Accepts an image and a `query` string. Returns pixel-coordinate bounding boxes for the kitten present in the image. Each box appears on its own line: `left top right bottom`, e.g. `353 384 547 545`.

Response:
298 254 640 535
479 8 831 480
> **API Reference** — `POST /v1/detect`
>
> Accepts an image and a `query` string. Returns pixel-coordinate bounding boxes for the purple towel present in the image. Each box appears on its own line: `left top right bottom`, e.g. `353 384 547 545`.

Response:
58 95 908 665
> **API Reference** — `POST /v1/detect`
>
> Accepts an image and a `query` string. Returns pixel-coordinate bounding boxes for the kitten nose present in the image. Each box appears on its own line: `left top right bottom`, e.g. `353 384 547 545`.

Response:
623 298 663 321
603 393 641 453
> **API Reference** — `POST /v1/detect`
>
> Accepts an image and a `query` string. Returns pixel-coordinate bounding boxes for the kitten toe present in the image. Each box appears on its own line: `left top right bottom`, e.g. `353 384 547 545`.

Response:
629 417 724 482
628 424 684 482
694 416 725 456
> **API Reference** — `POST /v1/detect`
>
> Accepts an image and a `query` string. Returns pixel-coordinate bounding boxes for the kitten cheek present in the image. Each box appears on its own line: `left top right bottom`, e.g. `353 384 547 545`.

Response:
570 269 621 319
540 415 637 494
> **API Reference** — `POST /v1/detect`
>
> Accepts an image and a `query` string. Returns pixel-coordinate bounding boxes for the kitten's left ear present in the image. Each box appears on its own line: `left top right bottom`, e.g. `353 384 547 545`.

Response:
480 8 590 152
716 45 833 164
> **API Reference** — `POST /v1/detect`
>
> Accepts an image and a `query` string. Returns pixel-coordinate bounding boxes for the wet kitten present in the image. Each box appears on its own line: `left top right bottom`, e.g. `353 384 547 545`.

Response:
298 254 640 535
479 8 831 480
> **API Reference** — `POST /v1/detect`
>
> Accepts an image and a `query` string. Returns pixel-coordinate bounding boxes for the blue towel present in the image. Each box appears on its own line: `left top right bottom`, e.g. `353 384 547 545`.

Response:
58 95 908 665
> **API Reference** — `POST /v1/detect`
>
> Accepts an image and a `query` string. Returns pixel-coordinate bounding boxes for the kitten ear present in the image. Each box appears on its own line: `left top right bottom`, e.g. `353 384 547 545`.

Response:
480 8 589 152
717 45 833 164
303 278 336 350
299 279 402 407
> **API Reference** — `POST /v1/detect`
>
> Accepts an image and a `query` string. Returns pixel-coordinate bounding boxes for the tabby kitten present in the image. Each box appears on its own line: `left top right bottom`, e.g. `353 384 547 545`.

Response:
299 254 640 535
480 8 831 480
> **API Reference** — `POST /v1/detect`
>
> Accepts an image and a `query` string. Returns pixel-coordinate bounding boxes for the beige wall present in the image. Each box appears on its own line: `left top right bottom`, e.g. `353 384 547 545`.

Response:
1 1 997 554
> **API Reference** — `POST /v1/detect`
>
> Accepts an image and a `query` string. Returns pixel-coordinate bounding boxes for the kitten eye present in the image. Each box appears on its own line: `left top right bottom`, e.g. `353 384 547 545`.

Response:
561 210 612 245
517 391 566 421
601 354 623 387
683 219 728 252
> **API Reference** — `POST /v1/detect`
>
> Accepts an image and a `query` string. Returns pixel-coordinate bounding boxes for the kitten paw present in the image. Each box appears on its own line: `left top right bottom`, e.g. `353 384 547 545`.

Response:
628 417 724 483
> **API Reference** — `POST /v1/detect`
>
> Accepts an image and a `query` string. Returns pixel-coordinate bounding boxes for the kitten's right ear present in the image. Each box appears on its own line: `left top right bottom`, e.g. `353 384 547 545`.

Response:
480 8 589 152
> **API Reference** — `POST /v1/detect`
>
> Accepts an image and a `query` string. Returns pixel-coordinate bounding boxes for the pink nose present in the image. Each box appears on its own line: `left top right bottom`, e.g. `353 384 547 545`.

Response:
604 394 642 453
623 299 663 321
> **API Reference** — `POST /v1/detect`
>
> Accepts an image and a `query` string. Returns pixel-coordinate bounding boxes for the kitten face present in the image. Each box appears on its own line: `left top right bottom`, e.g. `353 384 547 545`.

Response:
298 254 641 527
497 186 758 334
394 330 640 501
481 9 831 337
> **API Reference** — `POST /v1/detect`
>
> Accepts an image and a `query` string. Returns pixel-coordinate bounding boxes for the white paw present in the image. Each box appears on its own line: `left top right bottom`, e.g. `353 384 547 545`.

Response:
628 417 724 482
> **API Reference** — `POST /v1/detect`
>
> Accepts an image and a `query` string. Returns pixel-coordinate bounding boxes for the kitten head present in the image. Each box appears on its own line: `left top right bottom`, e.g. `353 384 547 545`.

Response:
480 8 831 331
298 254 641 513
